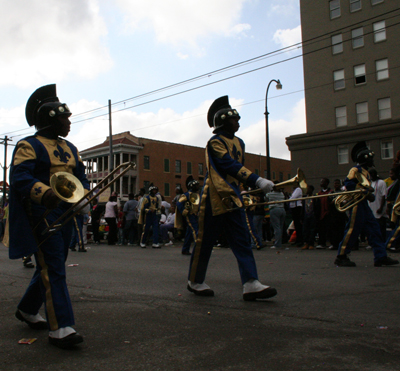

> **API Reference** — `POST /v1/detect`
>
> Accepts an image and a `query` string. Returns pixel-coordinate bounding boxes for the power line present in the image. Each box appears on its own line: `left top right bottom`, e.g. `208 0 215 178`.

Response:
1 8 399 140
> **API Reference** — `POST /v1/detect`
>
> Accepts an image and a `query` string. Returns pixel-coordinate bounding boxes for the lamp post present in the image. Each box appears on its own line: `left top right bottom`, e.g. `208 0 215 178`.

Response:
265 79 282 180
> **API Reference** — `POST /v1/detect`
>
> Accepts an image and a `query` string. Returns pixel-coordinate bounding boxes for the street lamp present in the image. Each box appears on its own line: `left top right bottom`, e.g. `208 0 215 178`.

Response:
265 79 282 180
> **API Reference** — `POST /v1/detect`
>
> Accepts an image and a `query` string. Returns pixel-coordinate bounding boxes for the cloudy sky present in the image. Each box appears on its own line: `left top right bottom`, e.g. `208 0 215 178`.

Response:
0 0 305 173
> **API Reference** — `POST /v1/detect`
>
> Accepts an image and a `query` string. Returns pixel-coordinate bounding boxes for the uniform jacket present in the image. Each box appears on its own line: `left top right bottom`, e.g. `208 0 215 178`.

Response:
203 130 259 216
8 134 90 259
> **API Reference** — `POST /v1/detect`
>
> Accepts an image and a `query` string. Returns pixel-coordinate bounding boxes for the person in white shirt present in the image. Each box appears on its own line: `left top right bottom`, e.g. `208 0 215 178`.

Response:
289 183 303 247
368 168 387 241
160 205 176 245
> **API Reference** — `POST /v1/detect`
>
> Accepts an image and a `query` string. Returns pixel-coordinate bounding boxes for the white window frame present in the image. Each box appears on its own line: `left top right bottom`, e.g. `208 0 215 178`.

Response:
376 59 389 81
335 106 347 127
373 21 386 43
354 64 366 85
350 0 362 12
334 69 345 90
356 102 369 124
378 98 391 120
332 34 343 54
381 140 393 160
330 0 341 19
352 28 364 49
338 145 349 165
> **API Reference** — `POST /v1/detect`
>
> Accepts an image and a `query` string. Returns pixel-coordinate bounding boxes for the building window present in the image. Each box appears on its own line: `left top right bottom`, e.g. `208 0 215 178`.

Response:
371 0 384 5
376 58 389 80
272 171 276 180
338 146 349 164
287 174 291 180
144 156 150 170
332 34 343 54
352 28 364 48
164 183 170 197
164 158 170 172
350 0 362 12
354 64 366 85
144 180 150 192
175 160 181 173
356 102 369 124
378 98 391 120
335 106 347 127
329 0 340 19
381 140 393 159
333 69 345 90
279 172 283 182
373 21 386 43
255 168 259 176
187 162 192 174
198 163 204 175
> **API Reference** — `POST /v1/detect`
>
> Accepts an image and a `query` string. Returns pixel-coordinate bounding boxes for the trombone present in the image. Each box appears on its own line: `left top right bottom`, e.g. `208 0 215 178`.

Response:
224 170 372 213
242 168 308 196
37 161 136 245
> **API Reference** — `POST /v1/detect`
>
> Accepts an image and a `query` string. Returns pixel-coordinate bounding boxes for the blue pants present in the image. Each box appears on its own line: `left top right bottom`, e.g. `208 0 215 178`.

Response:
189 194 258 285
182 215 198 254
140 211 159 245
338 201 387 262
18 206 74 331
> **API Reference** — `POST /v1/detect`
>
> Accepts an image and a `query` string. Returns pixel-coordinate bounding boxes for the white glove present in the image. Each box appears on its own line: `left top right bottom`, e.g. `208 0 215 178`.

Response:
255 177 274 194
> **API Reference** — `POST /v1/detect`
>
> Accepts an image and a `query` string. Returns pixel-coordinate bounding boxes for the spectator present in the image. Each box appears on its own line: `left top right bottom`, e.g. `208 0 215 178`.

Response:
104 195 118 245
160 204 176 245
123 193 138 245
301 185 317 250
289 183 303 247
267 182 286 249
315 178 333 249
368 168 387 242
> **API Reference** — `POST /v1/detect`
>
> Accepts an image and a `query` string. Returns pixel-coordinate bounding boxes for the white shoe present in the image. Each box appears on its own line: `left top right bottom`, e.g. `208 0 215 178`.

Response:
365 245 372 250
140 243 146 248
152 243 160 248
164 241 173 246
187 281 214 296
270 246 276 249
243 279 277 301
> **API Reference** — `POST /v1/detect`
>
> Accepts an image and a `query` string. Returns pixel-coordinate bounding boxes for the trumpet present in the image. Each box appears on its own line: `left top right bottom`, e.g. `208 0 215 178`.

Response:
37 161 136 246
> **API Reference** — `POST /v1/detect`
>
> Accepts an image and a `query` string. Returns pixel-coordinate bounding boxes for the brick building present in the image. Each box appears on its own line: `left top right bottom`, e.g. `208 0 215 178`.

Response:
80 131 291 203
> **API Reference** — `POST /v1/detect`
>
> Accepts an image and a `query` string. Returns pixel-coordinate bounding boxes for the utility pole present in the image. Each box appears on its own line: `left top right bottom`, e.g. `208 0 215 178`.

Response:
0 136 11 207
108 100 114 192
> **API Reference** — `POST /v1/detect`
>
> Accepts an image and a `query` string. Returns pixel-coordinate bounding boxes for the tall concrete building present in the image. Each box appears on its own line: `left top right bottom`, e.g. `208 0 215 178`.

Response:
287 1 400 186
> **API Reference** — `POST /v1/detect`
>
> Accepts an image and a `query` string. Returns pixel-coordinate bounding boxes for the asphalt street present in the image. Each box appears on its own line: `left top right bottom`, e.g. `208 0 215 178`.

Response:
0 242 399 371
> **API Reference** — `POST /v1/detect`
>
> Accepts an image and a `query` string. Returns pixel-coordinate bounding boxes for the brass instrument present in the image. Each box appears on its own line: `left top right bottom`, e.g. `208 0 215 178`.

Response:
242 168 308 197
225 170 371 213
333 172 371 212
185 192 200 212
392 201 400 216
37 161 136 246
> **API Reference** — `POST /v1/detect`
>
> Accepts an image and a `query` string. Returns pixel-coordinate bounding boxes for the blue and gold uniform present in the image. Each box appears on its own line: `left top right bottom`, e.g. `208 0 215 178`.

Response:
9 134 89 330
139 186 162 247
187 96 276 299
335 141 398 267
8 84 90 347
176 190 199 254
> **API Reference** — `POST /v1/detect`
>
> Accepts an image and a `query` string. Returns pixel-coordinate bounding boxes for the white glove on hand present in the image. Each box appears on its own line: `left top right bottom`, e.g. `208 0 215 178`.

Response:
255 177 274 194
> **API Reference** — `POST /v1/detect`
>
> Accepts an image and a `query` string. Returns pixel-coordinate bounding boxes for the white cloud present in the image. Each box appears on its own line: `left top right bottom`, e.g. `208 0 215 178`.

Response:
116 0 250 50
70 97 305 162
240 98 306 160
0 0 112 88
273 25 302 49
177 52 189 60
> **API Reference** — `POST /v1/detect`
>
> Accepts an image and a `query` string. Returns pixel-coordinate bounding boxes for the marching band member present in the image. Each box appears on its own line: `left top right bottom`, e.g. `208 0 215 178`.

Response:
176 175 200 255
335 141 398 267
8 84 90 348
187 95 277 300
139 184 162 248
